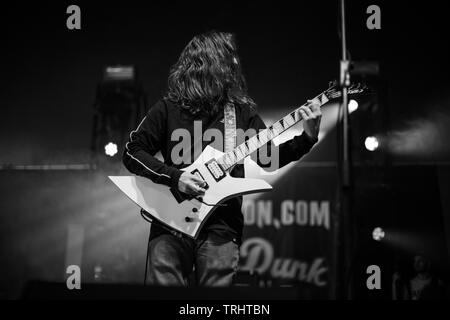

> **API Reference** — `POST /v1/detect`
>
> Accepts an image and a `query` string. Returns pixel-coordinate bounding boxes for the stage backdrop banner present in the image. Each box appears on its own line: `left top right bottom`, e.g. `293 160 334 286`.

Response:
238 161 336 299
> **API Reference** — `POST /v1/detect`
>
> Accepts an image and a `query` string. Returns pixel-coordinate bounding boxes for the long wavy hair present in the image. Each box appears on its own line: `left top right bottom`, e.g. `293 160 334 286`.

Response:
166 31 256 116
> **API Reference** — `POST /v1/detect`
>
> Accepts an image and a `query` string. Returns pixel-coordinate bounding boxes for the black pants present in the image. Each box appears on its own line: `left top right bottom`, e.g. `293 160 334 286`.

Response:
146 230 240 287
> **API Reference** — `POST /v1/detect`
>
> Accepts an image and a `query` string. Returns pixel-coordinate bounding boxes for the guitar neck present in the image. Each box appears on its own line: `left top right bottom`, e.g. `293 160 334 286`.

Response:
217 91 330 171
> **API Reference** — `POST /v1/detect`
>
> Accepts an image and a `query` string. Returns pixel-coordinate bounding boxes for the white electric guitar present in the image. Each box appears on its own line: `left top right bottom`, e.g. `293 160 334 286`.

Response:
109 83 366 238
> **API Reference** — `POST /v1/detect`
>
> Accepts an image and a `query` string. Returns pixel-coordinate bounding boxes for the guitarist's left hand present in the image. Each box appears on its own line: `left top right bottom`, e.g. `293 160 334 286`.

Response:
299 99 322 141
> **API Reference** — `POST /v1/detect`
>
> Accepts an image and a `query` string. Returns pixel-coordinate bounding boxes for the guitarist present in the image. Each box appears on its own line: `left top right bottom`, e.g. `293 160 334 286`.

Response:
123 31 322 287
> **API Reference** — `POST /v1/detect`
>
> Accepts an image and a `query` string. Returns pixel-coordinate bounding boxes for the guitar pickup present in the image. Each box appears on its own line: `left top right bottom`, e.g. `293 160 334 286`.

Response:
170 169 208 204
205 159 226 182
191 169 209 190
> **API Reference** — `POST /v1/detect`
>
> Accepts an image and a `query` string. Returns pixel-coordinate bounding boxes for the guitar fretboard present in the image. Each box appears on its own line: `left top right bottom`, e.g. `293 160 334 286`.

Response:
217 92 330 170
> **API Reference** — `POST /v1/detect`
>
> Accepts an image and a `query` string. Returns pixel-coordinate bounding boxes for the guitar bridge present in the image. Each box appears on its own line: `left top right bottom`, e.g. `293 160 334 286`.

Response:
170 187 194 204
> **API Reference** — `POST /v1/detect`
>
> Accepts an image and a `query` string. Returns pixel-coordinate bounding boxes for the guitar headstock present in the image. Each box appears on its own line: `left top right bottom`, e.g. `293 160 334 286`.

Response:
323 81 369 101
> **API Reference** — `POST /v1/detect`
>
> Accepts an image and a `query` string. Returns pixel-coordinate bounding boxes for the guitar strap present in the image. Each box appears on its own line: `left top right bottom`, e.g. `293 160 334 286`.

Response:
223 104 237 153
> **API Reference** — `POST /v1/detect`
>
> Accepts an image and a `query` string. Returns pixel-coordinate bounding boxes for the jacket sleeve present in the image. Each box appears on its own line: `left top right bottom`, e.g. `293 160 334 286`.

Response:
247 110 318 170
122 100 183 189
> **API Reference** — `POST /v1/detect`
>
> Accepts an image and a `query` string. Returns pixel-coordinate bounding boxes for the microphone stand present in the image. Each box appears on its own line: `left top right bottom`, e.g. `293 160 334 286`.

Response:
335 0 354 299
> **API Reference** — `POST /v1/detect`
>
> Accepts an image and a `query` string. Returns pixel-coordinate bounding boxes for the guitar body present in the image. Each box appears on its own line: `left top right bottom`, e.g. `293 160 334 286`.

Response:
109 145 272 239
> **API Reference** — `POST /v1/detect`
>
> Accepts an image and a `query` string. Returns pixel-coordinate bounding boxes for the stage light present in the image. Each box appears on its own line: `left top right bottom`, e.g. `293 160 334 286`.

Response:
104 142 118 157
349 99 358 113
365 136 379 151
385 110 450 157
372 227 385 241
104 66 135 81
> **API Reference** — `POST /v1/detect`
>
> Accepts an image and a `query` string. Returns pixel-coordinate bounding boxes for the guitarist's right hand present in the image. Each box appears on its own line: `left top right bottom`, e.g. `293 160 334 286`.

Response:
178 172 206 196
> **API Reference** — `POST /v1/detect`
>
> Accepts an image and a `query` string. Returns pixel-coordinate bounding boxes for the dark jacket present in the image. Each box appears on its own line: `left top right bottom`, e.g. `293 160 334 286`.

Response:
123 99 317 240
